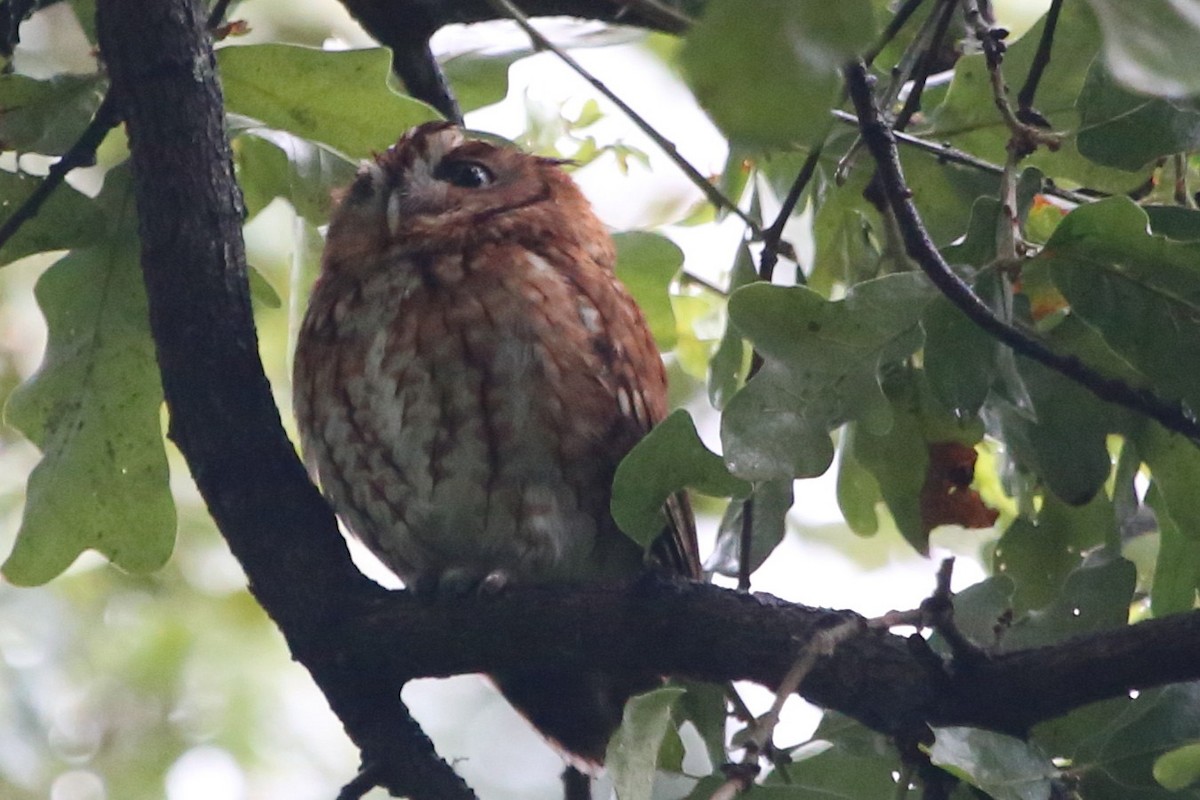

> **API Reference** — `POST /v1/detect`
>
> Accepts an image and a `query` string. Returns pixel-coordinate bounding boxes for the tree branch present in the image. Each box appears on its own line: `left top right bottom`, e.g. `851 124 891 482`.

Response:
843 61 1200 444
95 1 473 797
334 579 1200 738
333 0 688 118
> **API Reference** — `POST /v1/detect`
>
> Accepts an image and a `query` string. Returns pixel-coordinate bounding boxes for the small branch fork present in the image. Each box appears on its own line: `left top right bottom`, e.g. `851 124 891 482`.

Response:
843 61 1200 444
711 559 981 799
709 616 863 800
961 0 1060 158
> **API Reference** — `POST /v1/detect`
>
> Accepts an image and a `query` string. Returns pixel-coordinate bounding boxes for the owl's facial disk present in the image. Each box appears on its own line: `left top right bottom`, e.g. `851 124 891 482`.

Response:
341 123 557 235
320 122 594 277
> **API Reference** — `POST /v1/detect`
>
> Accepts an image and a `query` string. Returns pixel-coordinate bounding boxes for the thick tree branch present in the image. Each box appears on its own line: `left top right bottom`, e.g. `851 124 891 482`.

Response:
95 1 473 798
340 580 1200 738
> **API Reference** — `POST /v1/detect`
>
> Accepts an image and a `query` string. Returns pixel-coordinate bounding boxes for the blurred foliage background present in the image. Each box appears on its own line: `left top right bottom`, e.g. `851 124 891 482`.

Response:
5 0 1200 798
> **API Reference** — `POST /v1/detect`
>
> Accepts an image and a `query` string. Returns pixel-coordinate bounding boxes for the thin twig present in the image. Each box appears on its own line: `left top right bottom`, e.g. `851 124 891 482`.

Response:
759 142 823 283
485 0 762 237
917 558 988 666
678 270 728 296
1015 0 1063 127
336 763 381 800
961 0 1060 156
863 0 929 67
0 91 120 254
205 0 234 29
710 618 863 799
837 0 956 183
893 0 957 132
732 149 828 526
995 147 1023 263
602 0 693 32
844 61 1200 444
828 110 1092 205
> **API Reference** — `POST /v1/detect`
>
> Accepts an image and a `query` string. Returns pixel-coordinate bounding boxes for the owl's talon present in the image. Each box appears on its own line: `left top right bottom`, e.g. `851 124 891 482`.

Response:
479 570 511 594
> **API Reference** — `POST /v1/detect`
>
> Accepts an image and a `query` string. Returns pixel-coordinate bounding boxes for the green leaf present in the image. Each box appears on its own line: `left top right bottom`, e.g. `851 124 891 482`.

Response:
1071 683 1200 799
922 295 996 417
0 171 107 266
443 49 520 113
1145 483 1200 617
707 241 755 410
234 130 357 223
1077 61 1200 171
218 44 440 159
835 424 881 536
755 712 902 799
1144 205 1200 241
672 681 726 773
1002 556 1136 651
706 478 793 577
607 686 686 800
993 491 1116 615
928 726 1057 800
1042 197 1200 415
898 145 1003 246
1084 0 1200 97
1135 423 1200 544
721 273 938 480
2 169 175 584
1154 741 1200 791
612 410 749 548
0 72 105 155
995 314 1139 506
850 391 929 552
1136 423 1200 615
679 0 876 148
613 231 682 350
799 134 883 293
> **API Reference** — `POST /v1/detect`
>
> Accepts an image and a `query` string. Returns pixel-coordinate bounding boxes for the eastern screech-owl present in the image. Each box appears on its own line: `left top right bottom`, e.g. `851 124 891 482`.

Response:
293 121 699 767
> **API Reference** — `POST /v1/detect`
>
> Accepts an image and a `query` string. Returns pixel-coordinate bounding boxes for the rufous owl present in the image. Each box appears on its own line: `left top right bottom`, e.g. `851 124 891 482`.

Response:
293 121 699 769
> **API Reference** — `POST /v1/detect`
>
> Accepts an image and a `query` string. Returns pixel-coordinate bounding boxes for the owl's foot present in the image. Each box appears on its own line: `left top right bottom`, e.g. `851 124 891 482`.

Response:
408 567 513 597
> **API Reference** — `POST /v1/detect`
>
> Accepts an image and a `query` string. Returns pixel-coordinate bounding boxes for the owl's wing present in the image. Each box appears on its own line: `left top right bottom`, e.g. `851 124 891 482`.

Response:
613 351 701 582
655 490 703 580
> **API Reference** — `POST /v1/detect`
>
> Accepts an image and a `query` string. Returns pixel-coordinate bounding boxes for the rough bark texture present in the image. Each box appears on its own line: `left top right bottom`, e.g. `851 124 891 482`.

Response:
96 1 473 797
92 0 1200 798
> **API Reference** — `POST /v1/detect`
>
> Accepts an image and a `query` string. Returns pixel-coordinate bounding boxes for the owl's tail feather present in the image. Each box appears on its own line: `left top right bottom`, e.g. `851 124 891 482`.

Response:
491 668 659 772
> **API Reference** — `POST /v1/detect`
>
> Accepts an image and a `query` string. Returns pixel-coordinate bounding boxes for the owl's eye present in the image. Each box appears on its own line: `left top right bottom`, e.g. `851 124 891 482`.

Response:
433 160 494 188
